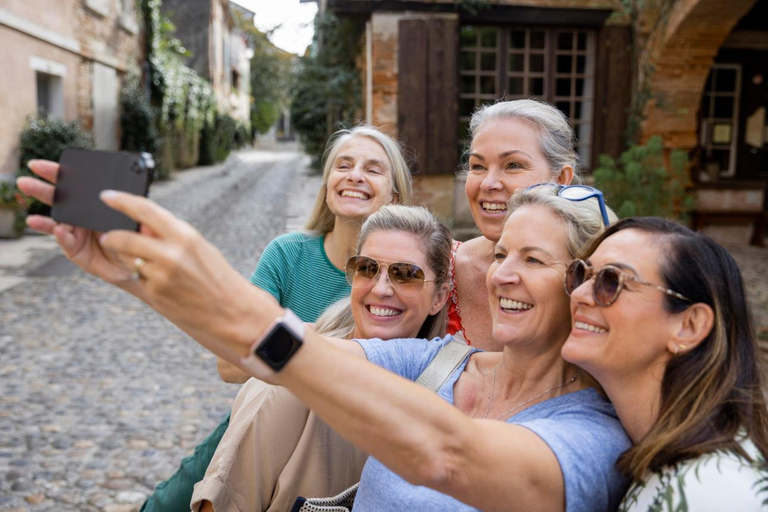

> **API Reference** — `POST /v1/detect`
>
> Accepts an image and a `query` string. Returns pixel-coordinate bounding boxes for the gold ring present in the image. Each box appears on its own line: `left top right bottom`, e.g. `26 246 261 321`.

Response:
131 257 146 282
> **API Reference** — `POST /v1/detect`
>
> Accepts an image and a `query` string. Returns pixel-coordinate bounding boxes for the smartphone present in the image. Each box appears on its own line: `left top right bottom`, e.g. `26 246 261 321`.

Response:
52 148 154 232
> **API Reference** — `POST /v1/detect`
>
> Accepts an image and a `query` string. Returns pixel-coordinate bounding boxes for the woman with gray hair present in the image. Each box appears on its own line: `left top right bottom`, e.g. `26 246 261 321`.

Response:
451 99 579 351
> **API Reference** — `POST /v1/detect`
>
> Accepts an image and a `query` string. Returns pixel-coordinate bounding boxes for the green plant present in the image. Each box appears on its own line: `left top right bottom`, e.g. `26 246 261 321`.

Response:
234 123 250 148
234 16 295 136
0 182 28 210
592 136 694 222
16 116 93 215
140 0 218 175
120 76 162 179
291 13 365 169
0 182 29 237
199 114 238 165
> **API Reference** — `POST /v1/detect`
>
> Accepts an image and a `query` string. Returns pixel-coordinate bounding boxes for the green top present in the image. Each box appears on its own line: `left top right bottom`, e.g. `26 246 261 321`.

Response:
250 231 351 322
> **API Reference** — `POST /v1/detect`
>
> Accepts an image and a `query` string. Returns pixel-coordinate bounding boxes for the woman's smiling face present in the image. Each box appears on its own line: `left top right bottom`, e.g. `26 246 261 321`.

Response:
465 117 570 242
350 230 448 340
486 205 573 349
325 136 396 222
561 229 680 382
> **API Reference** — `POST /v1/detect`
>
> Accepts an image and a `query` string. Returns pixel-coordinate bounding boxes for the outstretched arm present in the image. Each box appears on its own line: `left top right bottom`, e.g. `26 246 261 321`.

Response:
96 192 566 512
19 177 566 511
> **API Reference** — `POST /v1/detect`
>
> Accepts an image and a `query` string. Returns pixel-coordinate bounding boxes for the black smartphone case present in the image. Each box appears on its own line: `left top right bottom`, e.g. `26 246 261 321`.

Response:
52 148 152 232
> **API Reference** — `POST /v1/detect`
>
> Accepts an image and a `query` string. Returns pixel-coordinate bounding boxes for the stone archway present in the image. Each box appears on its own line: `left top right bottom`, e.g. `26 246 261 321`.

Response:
638 0 757 149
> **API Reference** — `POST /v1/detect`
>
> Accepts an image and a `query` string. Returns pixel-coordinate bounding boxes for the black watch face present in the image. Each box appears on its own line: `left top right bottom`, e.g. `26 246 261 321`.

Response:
255 323 302 371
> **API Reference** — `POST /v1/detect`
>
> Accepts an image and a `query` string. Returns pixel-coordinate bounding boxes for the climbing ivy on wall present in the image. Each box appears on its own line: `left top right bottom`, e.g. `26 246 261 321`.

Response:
137 0 220 175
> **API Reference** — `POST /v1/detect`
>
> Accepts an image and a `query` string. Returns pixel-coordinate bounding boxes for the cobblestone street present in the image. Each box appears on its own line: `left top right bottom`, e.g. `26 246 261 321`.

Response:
1 147 767 511
0 147 319 511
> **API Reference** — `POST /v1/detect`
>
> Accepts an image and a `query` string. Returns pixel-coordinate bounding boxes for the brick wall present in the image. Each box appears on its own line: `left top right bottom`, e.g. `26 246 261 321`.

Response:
637 0 757 148
369 13 400 130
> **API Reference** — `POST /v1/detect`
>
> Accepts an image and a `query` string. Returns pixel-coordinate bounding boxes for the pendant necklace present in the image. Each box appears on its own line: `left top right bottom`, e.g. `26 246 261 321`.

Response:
483 365 581 421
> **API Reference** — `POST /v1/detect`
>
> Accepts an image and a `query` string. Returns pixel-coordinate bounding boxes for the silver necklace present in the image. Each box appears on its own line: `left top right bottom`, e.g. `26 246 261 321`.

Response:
483 366 581 421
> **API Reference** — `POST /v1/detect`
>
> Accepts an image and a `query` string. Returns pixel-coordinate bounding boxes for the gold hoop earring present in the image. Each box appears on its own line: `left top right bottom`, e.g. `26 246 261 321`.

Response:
674 344 688 355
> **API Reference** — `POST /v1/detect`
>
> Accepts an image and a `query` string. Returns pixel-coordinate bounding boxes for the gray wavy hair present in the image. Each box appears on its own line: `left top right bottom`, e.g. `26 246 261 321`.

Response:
462 99 582 182
507 185 618 258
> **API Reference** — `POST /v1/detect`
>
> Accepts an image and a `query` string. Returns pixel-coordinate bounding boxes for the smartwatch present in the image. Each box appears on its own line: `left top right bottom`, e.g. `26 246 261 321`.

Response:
242 309 305 372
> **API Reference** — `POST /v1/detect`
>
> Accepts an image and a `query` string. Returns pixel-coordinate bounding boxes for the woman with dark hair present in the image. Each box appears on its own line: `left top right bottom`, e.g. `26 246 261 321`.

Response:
563 217 768 509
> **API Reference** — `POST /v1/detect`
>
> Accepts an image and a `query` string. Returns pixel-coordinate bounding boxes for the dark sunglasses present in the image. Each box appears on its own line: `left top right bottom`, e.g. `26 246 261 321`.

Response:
345 256 435 296
564 259 691 307
526 183 611 227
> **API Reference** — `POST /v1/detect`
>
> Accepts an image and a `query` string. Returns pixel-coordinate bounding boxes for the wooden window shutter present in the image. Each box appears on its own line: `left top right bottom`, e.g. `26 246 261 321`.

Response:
592 24 632 163
398 18 459 175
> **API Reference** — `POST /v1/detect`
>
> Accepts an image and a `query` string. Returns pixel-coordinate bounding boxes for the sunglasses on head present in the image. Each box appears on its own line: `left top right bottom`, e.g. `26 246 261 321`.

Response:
345 256 435 296
564 259 691 307
526 183 611 227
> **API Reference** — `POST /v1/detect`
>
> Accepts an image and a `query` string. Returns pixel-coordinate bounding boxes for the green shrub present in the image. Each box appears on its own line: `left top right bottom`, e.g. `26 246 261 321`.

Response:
16 116 93 216
199 114 238 165
234 123 251 148
592 136 694 222
120 77 164 180
215 115 237 162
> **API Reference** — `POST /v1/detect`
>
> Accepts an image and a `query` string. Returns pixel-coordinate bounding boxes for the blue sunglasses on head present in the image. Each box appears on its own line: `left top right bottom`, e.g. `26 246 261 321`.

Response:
526 183 610 227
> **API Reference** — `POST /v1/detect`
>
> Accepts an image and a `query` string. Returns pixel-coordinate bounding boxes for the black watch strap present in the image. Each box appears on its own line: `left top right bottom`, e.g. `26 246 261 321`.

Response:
242 309 305 372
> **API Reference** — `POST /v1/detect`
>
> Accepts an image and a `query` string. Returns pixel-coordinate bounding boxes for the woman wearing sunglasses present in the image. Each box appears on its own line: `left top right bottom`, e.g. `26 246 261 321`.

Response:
452 99 577 351
562 217 768 510
193 205 451 512
19 178 633 511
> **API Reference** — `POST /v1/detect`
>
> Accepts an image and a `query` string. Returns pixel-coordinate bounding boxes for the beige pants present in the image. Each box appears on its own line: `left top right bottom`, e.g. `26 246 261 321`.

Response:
190 378 368 512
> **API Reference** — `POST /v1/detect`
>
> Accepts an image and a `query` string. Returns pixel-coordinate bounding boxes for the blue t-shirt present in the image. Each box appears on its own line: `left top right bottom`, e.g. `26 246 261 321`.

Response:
353 336 631 512
250 231 350 323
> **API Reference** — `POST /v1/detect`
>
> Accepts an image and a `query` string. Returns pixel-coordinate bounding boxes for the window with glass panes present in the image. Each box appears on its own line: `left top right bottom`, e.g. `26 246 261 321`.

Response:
699 64 741 178
459 26 596 168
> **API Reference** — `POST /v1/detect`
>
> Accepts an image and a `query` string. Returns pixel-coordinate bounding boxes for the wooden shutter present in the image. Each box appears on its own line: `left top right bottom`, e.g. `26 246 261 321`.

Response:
592 24 632 163
398 18 459 175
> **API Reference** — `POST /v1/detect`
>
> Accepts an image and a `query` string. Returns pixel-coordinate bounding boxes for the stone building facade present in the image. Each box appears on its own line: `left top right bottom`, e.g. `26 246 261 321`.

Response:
0 0 143 178
323 0 768 242
160 0 252 123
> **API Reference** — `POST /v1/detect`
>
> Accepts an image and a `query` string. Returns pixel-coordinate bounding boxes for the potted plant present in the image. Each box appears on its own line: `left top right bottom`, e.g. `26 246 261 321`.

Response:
0 181 28 238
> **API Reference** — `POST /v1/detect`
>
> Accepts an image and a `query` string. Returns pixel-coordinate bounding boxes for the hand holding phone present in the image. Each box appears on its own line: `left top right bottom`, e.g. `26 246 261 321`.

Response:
52 148 154 232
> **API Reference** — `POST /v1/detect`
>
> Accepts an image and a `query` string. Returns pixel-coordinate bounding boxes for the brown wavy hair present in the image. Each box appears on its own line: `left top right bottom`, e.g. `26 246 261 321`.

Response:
580 217 768 479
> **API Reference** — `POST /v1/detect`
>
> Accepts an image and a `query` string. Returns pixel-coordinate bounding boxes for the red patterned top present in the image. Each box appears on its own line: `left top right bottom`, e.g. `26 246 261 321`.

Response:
447 240 471 345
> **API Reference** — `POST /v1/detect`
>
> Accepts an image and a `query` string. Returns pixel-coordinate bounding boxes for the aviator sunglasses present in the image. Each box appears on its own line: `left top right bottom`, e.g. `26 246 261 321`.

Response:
526 183 611 227
345 256 435 296
564 259 691 307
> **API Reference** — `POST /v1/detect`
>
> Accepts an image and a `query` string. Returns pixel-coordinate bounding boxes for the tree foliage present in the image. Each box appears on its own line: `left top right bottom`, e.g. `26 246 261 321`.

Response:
291 13 365 168
593 136 694 222
16 116 93 215
236 21 295 136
